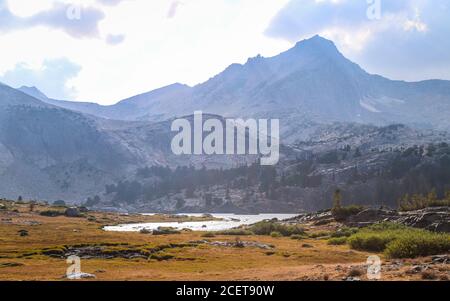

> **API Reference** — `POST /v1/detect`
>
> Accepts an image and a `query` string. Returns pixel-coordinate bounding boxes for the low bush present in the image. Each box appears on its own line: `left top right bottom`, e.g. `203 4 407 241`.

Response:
39 210 63 217
332 205 364 221
201 232 216 238
331 227 359 238
309 231 331 239
347 223 450 258
290 234 308 240
249 221 305 237
385 232 450 258
347 233 394 252
216 229 253 236
270 231 282 238
328 237 348 245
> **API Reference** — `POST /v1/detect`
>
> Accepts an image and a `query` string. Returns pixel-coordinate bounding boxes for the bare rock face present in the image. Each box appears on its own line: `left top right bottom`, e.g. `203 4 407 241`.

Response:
347 208 398 226
397 207 450 233
346 207 450 233
287 206 450 233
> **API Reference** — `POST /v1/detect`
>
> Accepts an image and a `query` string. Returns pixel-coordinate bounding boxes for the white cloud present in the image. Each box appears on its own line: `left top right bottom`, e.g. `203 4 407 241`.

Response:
3 0 449 105
1 0 291 104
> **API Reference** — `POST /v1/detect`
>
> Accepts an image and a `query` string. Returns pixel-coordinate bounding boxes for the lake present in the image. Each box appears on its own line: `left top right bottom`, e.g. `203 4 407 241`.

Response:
103 213 299 232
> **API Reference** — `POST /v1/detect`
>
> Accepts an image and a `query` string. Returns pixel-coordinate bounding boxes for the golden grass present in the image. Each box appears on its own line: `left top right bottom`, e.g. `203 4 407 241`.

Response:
1 201 447 281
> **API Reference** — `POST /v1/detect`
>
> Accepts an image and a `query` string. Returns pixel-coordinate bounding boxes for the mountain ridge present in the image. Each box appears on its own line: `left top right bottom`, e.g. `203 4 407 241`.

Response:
16 35 450 134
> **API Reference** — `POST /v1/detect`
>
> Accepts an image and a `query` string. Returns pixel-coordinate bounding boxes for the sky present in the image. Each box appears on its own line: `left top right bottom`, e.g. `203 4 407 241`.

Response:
0 0 449 104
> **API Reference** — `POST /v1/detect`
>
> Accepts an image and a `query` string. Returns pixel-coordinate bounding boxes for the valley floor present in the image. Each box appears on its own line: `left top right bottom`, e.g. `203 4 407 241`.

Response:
0 201 448 281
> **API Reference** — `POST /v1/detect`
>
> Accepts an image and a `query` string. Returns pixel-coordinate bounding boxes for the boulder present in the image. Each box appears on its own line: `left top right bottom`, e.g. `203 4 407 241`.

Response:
65 207 81 218
431 255 449 264
78 206 89 213
433 221 450 233
18 229 29 237
65 272 96 280
139 228 152 234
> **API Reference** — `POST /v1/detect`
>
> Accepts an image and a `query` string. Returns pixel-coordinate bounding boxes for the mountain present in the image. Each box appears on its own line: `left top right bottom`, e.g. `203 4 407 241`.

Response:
18 86 110 118
20 35 450 138
0 85 258 202
19 83 193 121
5 35 450 211
20 36 450 148
133 35 450 134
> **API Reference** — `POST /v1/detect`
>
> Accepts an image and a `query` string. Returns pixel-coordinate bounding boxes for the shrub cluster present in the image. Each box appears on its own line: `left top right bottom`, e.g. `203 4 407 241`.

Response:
39 210 63 217
249 221 305 237
347 223 450 258
331 205 364 221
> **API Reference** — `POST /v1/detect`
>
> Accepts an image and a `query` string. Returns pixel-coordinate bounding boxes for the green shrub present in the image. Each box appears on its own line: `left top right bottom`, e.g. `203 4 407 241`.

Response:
347 223 450 258
309 231 331 239
331 227 359 238
385 232 450 258
216 229 253 236
328 237 348 245
249 221 305 237
201 232 216 238
39 210 63 217
332 205 364 221
270 231 282 238
290 234 307 240
348 233 395 252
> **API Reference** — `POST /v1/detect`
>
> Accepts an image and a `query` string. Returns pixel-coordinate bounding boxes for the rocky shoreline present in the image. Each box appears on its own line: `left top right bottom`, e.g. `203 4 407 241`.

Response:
286 206 450 233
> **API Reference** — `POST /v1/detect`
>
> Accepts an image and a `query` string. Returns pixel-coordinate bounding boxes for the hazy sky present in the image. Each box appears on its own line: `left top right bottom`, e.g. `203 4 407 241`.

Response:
0 0 449 104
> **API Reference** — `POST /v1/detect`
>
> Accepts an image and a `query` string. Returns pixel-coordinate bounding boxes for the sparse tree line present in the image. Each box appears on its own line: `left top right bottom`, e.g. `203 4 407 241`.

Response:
84 142 450 211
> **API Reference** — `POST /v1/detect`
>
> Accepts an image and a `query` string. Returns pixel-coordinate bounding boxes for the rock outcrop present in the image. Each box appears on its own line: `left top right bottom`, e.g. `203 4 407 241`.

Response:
287 207 450 233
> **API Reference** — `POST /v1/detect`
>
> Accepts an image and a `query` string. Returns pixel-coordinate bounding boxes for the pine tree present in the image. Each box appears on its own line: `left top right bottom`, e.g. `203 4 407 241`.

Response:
333 189 342 210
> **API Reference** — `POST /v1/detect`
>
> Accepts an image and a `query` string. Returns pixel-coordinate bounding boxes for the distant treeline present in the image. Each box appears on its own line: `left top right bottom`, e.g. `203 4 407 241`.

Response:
99 142 450 209
104 162 277 204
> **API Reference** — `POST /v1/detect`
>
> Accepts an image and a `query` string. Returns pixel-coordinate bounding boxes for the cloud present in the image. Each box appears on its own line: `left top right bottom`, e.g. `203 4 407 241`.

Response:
0 0 105 39
265 0 450 81
29 3 105 39
167 1 183 19
105 33 125 45
96 0 127 6
0 58 82 100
